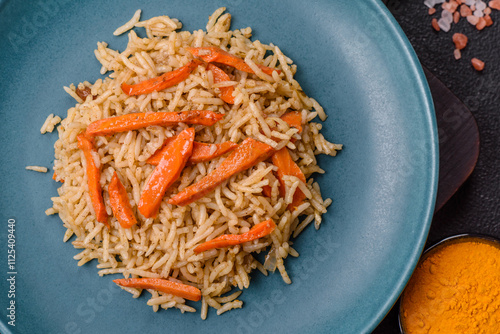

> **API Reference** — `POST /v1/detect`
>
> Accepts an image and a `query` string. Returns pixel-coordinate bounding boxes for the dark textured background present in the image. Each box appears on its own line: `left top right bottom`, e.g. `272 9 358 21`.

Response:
375 1 500 333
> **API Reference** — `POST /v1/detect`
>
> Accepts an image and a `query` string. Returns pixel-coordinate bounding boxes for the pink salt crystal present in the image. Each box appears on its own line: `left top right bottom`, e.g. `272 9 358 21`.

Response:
490 0 500 10
442 8 454 20
474 9 485 17
460 4 473 16
476 1 487 10
471 58 485 71
476 16 487 29
454 49 462 60
432 18 441 30
467 14 480 24
484 14 493 25
443 1 456 12
438 17 452 31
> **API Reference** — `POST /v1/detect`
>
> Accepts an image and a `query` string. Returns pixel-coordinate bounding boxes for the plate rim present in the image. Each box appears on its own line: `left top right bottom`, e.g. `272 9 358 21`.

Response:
361 1 438 332
0 1 439 333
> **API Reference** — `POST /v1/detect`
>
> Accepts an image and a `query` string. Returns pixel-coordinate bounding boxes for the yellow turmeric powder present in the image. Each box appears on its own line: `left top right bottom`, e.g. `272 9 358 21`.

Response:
400 236 500 334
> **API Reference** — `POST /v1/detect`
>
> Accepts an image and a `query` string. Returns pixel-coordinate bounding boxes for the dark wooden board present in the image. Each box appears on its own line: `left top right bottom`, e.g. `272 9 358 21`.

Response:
424 67 480 212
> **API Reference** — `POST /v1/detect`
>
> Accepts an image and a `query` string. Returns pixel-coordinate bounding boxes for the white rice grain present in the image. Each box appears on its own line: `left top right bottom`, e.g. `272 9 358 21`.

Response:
216 300 243 315
26 166 48 173
113 9 142 36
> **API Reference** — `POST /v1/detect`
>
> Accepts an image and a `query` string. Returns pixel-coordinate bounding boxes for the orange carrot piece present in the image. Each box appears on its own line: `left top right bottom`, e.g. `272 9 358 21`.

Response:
86 110 223 137
121 59 202 96
271 147 306 211
260 111 303 198
147 138 237 165
189 141 239 164
52 172 64 183
145 136 176 165
77 133 108 225
280 111 303 134
207 63 235 104
138 128 195 218
260 112 301 199
187 46 280 76
194 219 276 253
108 172 137 228
261 185 273 198
113 278 201 302
258 110 302 146
169 138 274 206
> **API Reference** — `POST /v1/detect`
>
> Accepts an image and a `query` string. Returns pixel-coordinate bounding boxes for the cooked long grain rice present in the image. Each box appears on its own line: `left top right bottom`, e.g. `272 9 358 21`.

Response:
216 300 243 315
40 114 62 134
49 7 342 319
113 9 142 36
26 165 48 173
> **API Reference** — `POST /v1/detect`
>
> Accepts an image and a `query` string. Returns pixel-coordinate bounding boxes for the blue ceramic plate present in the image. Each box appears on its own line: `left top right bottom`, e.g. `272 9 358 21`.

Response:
0 1 437 333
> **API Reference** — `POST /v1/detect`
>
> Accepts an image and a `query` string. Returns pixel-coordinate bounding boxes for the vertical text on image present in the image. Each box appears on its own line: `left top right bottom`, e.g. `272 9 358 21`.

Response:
6 218 17 327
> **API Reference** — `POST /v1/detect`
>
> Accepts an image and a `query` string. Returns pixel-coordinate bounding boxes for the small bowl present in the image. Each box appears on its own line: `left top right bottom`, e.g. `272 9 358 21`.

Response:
398 234 500 334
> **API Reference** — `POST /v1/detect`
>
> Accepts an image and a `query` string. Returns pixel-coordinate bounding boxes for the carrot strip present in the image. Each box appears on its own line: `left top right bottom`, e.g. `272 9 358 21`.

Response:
169 138 274 206
138 128 195 218
207 63 235 104
108 172 137 228
121 59 202 96
147 138 237 165
86 110 223 137
194 219 276 253
271 147 306 211
144 136 177 165
280 111 303 134
77 133 108 225
187 46 280 76
113 278 201 302
189 141 238 164
260 111 303 198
